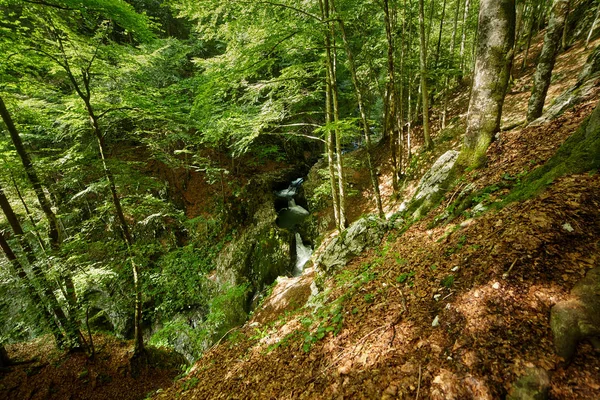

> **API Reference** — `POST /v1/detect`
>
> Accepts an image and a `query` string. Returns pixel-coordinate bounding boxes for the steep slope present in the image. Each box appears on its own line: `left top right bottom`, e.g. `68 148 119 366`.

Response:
154 39 600 400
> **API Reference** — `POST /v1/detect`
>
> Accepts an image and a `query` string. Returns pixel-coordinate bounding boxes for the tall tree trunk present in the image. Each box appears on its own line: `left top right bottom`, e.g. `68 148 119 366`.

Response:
330 31 348 230
527 0 570 122
586 1 600 49
326 75 341 229
459 0 471 76
9 173 46 251
0 96 77 310
442 0 463 129
0 229 65 347
384 0 400 192
0 185 82 349
0 96 60 250
434 0 448 69
418 0 434 151
320 0 341 229
561 0 570 50
52 31 145 357
333 0 385 218
522 1 538 70
460 0 515 168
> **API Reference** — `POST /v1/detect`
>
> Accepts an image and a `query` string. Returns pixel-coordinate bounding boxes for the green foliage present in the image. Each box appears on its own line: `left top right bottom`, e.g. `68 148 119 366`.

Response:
441 275 455 288
396 271 416 286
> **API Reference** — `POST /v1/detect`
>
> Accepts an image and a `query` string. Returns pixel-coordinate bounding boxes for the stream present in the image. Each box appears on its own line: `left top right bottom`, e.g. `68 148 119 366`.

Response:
275 178 313 276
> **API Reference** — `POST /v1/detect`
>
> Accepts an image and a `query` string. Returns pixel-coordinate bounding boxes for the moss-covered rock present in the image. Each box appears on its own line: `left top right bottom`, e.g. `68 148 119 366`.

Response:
405 150 459 220
216 203 293 313
507 367 550 400
550 268 600 362
315 216 389 274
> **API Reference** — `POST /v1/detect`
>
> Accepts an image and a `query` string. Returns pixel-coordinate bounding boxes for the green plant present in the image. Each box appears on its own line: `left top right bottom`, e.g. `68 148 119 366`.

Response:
441 275 455 288
396 271 416 285
182 376 200 391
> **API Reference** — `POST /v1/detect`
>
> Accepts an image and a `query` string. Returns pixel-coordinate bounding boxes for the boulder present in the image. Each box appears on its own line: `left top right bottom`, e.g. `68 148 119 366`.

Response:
507 367 550 400
315 216 388 273
216 202 293 310
550 267 600 362
406 150 460 219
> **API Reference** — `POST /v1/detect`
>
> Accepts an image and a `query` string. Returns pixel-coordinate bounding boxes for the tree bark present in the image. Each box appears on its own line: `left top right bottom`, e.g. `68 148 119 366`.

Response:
0 229 66 347
459 0 471 76
418 0 434 151
527 0 570 122
442 0 463 129
384 0 400 192
585 1 600 49
333 0 385 218
0 185 82 349
461 0 515 168
0 96 60 250
51 30 145 356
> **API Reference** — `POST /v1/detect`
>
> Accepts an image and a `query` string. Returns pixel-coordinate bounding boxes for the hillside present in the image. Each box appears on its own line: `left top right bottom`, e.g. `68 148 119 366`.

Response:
148 37 600 399
2 1 600 400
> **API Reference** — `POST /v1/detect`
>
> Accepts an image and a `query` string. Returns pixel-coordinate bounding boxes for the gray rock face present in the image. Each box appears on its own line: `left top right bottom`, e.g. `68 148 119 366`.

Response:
407 150 459 219
217 202 292 300
315 216 388 273
551 267 600 362
507 367 550 400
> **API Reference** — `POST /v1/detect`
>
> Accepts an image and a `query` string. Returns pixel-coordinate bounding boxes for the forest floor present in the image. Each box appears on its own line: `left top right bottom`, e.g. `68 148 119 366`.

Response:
0 335 184 400
2 36 600 400
153 37 600 399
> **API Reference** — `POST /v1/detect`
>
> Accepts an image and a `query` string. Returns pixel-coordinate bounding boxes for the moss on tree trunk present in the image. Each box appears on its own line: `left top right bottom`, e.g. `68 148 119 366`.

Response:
460 0 515 169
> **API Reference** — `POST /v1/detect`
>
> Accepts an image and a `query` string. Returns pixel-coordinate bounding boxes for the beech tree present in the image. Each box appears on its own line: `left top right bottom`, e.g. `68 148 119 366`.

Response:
418 0 434 151
460 0 515 168
527 0 570 122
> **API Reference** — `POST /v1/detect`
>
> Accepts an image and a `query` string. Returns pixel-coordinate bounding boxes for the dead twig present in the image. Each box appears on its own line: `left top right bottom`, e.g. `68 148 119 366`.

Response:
415 364 422 400
502 259 518 279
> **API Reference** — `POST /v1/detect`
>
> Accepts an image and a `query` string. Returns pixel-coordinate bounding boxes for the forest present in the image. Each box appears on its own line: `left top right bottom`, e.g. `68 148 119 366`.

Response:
1 0 600 398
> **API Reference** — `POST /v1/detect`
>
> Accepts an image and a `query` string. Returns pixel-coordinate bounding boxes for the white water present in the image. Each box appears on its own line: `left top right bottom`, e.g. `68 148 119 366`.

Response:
293 232 312 276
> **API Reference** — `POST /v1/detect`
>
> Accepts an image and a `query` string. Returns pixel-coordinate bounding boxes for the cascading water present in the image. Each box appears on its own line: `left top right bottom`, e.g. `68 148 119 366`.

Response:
294 232 312 276
275 178 313 276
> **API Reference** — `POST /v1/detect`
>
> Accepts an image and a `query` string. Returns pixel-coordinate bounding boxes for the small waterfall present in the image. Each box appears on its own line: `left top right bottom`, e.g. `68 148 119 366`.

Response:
294 232 312 276
275 178 313 275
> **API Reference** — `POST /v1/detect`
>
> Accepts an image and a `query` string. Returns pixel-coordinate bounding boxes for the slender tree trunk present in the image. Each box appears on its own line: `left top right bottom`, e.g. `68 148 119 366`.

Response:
330 34 347 230
434 0 448 69
515 1 526 44
320 0 341 228
460 0 515 168
459 0 471 76
325 72 341 229
418 0 434 151
0 96 60 250
561 0 570 50
0 95 77 316
527 0 570 122
384 0 400 192
586 1 600 49
0 185 82 349
406 0 414 165
442 0 463 129
522 3 536 70
0 229 65 347
333 0 385 218
51 28 145 357
9 173 46 251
